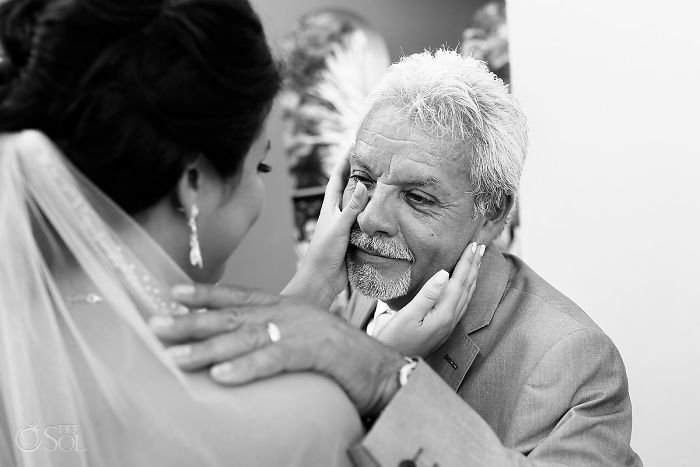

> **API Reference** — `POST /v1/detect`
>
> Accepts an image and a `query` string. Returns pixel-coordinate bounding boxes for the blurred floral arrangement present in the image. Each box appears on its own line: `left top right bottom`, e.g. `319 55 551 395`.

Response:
461 1 510 85
461 1 518 253
279 10 389 260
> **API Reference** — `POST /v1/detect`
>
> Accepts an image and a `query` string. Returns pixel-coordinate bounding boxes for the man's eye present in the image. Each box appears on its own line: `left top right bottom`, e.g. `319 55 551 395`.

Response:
405 191 435 206
257 163 272 174
349 173 373 185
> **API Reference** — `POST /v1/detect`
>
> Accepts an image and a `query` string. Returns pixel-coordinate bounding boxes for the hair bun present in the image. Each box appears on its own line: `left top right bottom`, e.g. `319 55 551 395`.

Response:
0 0 48 73
0 0 167 110
0 0 281 214
79 0 162 24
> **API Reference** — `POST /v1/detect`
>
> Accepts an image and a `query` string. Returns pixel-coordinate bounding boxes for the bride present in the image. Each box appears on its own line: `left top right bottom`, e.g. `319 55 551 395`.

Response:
0 0 369 465
0 0 480 465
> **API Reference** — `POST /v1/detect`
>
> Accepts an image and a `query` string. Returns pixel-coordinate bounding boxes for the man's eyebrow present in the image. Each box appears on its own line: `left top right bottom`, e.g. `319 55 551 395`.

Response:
349 152 371 170
393 176 441 187
350 152 442 187
265 140 271 153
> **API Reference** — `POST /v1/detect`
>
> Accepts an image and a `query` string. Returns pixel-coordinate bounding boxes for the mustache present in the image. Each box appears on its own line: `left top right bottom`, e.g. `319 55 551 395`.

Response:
349 229 415 262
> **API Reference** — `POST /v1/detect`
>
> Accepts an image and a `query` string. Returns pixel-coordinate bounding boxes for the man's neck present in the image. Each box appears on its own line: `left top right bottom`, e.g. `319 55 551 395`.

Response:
383 291 418 311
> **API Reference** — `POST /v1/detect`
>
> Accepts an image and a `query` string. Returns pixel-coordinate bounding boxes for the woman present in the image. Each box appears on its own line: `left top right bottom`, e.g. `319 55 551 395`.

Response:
0 0 366 465
0 0 478 465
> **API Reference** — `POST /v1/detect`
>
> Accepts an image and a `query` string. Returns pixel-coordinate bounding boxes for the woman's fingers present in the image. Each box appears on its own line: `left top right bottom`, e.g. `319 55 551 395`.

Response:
455 279 478 324
432 242 484 325
455 247 483 313
337 182 368 227
452 242 479 285
320 156 351 217
400 269 450 319
434 242 479 313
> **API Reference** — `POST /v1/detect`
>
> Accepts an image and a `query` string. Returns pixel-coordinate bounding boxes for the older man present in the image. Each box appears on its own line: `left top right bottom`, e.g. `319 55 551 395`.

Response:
155 50 641 466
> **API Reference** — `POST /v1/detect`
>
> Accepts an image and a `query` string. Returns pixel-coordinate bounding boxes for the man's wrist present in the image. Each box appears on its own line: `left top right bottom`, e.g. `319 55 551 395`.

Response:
366 354 417 416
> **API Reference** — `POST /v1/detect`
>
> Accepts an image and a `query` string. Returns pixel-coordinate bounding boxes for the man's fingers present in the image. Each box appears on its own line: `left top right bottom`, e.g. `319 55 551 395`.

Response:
165 323 272 371
210 345 288 386
171 283 280 309
401 269 450 318
150 311 243 343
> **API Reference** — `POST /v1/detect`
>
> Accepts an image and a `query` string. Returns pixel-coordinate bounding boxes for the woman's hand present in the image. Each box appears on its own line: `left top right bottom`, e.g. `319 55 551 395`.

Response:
373 242 485 357
282 157 368 308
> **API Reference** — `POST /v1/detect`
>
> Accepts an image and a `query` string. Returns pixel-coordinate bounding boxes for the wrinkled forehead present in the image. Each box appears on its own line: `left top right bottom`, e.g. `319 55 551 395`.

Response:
354 105 472 170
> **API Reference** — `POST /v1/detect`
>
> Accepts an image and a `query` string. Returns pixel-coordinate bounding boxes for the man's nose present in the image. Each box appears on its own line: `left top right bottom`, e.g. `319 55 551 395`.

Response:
356 185 399 237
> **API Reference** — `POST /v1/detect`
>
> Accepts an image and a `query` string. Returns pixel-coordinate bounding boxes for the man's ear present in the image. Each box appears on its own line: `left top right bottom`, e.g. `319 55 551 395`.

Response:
473 193 515 246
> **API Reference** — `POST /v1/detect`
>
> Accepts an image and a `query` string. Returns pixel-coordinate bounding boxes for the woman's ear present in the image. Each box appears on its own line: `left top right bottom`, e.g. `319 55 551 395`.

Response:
175 160 201 215
473 194 515 246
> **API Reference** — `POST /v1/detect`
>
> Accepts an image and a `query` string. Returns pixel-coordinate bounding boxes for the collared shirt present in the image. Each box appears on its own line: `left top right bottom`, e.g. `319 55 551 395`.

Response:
365 300 397 337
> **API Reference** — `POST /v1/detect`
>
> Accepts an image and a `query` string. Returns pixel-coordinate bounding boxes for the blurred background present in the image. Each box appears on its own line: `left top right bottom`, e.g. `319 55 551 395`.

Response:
224 1 700 465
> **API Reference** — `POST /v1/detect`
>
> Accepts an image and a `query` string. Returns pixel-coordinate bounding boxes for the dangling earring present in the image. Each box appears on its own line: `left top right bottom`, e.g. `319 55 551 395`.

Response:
188 204 203 269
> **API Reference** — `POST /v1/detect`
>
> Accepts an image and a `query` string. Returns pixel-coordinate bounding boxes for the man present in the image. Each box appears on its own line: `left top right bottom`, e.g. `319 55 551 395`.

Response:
153 50 641 466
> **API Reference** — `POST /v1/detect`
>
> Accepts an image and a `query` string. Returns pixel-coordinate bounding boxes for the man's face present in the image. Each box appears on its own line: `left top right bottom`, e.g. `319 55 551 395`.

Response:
343 105 480 308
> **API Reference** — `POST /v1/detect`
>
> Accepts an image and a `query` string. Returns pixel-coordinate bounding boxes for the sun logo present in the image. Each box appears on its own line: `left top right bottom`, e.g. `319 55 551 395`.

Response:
15 423 41 452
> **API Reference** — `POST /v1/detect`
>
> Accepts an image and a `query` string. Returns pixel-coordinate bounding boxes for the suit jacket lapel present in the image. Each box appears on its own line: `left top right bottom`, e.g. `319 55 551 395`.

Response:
427 246 512 391
344 246 512 392
347 290 377 331
425 320 480 391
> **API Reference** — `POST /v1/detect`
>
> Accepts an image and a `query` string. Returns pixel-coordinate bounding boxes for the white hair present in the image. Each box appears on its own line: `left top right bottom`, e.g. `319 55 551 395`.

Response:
363 49 528 219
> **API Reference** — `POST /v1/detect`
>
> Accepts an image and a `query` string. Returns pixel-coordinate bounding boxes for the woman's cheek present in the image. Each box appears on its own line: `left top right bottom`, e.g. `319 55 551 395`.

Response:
251 177 266 223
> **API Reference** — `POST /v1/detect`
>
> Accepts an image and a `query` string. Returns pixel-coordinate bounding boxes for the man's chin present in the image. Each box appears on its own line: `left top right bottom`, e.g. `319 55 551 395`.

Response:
346 256 412 302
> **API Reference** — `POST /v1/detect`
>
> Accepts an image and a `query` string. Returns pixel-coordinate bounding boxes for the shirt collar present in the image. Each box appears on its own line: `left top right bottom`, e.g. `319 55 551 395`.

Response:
373 300 392 318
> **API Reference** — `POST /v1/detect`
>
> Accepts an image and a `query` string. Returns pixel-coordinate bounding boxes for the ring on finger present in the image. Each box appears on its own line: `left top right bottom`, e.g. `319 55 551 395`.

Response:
266 322 281 343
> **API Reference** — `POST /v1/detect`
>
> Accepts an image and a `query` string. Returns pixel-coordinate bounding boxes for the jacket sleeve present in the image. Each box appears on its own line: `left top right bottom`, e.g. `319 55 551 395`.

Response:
349 329 642 467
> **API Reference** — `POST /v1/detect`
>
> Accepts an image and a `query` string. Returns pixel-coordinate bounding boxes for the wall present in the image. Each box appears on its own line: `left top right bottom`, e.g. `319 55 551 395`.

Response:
224 0 489 291
508 1 700 465
223 0 700 463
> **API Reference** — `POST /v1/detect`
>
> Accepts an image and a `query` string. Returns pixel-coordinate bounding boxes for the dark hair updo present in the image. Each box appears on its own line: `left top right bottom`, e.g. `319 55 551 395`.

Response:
0 0 281 213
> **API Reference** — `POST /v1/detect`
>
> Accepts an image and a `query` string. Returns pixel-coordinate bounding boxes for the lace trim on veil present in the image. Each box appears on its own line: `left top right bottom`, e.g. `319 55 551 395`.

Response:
0 131 199 465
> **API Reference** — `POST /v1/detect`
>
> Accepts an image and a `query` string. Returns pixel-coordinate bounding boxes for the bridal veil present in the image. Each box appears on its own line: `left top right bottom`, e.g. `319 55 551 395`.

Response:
0 130 362 466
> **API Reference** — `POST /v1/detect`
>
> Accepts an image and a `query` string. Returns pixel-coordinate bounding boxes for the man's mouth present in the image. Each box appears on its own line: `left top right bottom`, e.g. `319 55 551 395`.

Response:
348 229 415 263
349 243 412 262
352 244 391 258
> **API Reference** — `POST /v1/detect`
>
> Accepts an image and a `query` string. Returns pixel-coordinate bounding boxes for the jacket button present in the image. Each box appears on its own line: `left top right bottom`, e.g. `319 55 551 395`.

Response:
398 461 416 467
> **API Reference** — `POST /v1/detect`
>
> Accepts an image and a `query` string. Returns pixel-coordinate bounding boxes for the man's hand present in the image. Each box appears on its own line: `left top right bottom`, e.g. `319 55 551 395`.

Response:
374 242 485 357
150 285 406 415
282 157 368 308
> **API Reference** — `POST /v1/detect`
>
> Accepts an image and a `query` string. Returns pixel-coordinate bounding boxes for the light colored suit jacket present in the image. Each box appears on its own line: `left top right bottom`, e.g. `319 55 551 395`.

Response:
347 247 642 467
